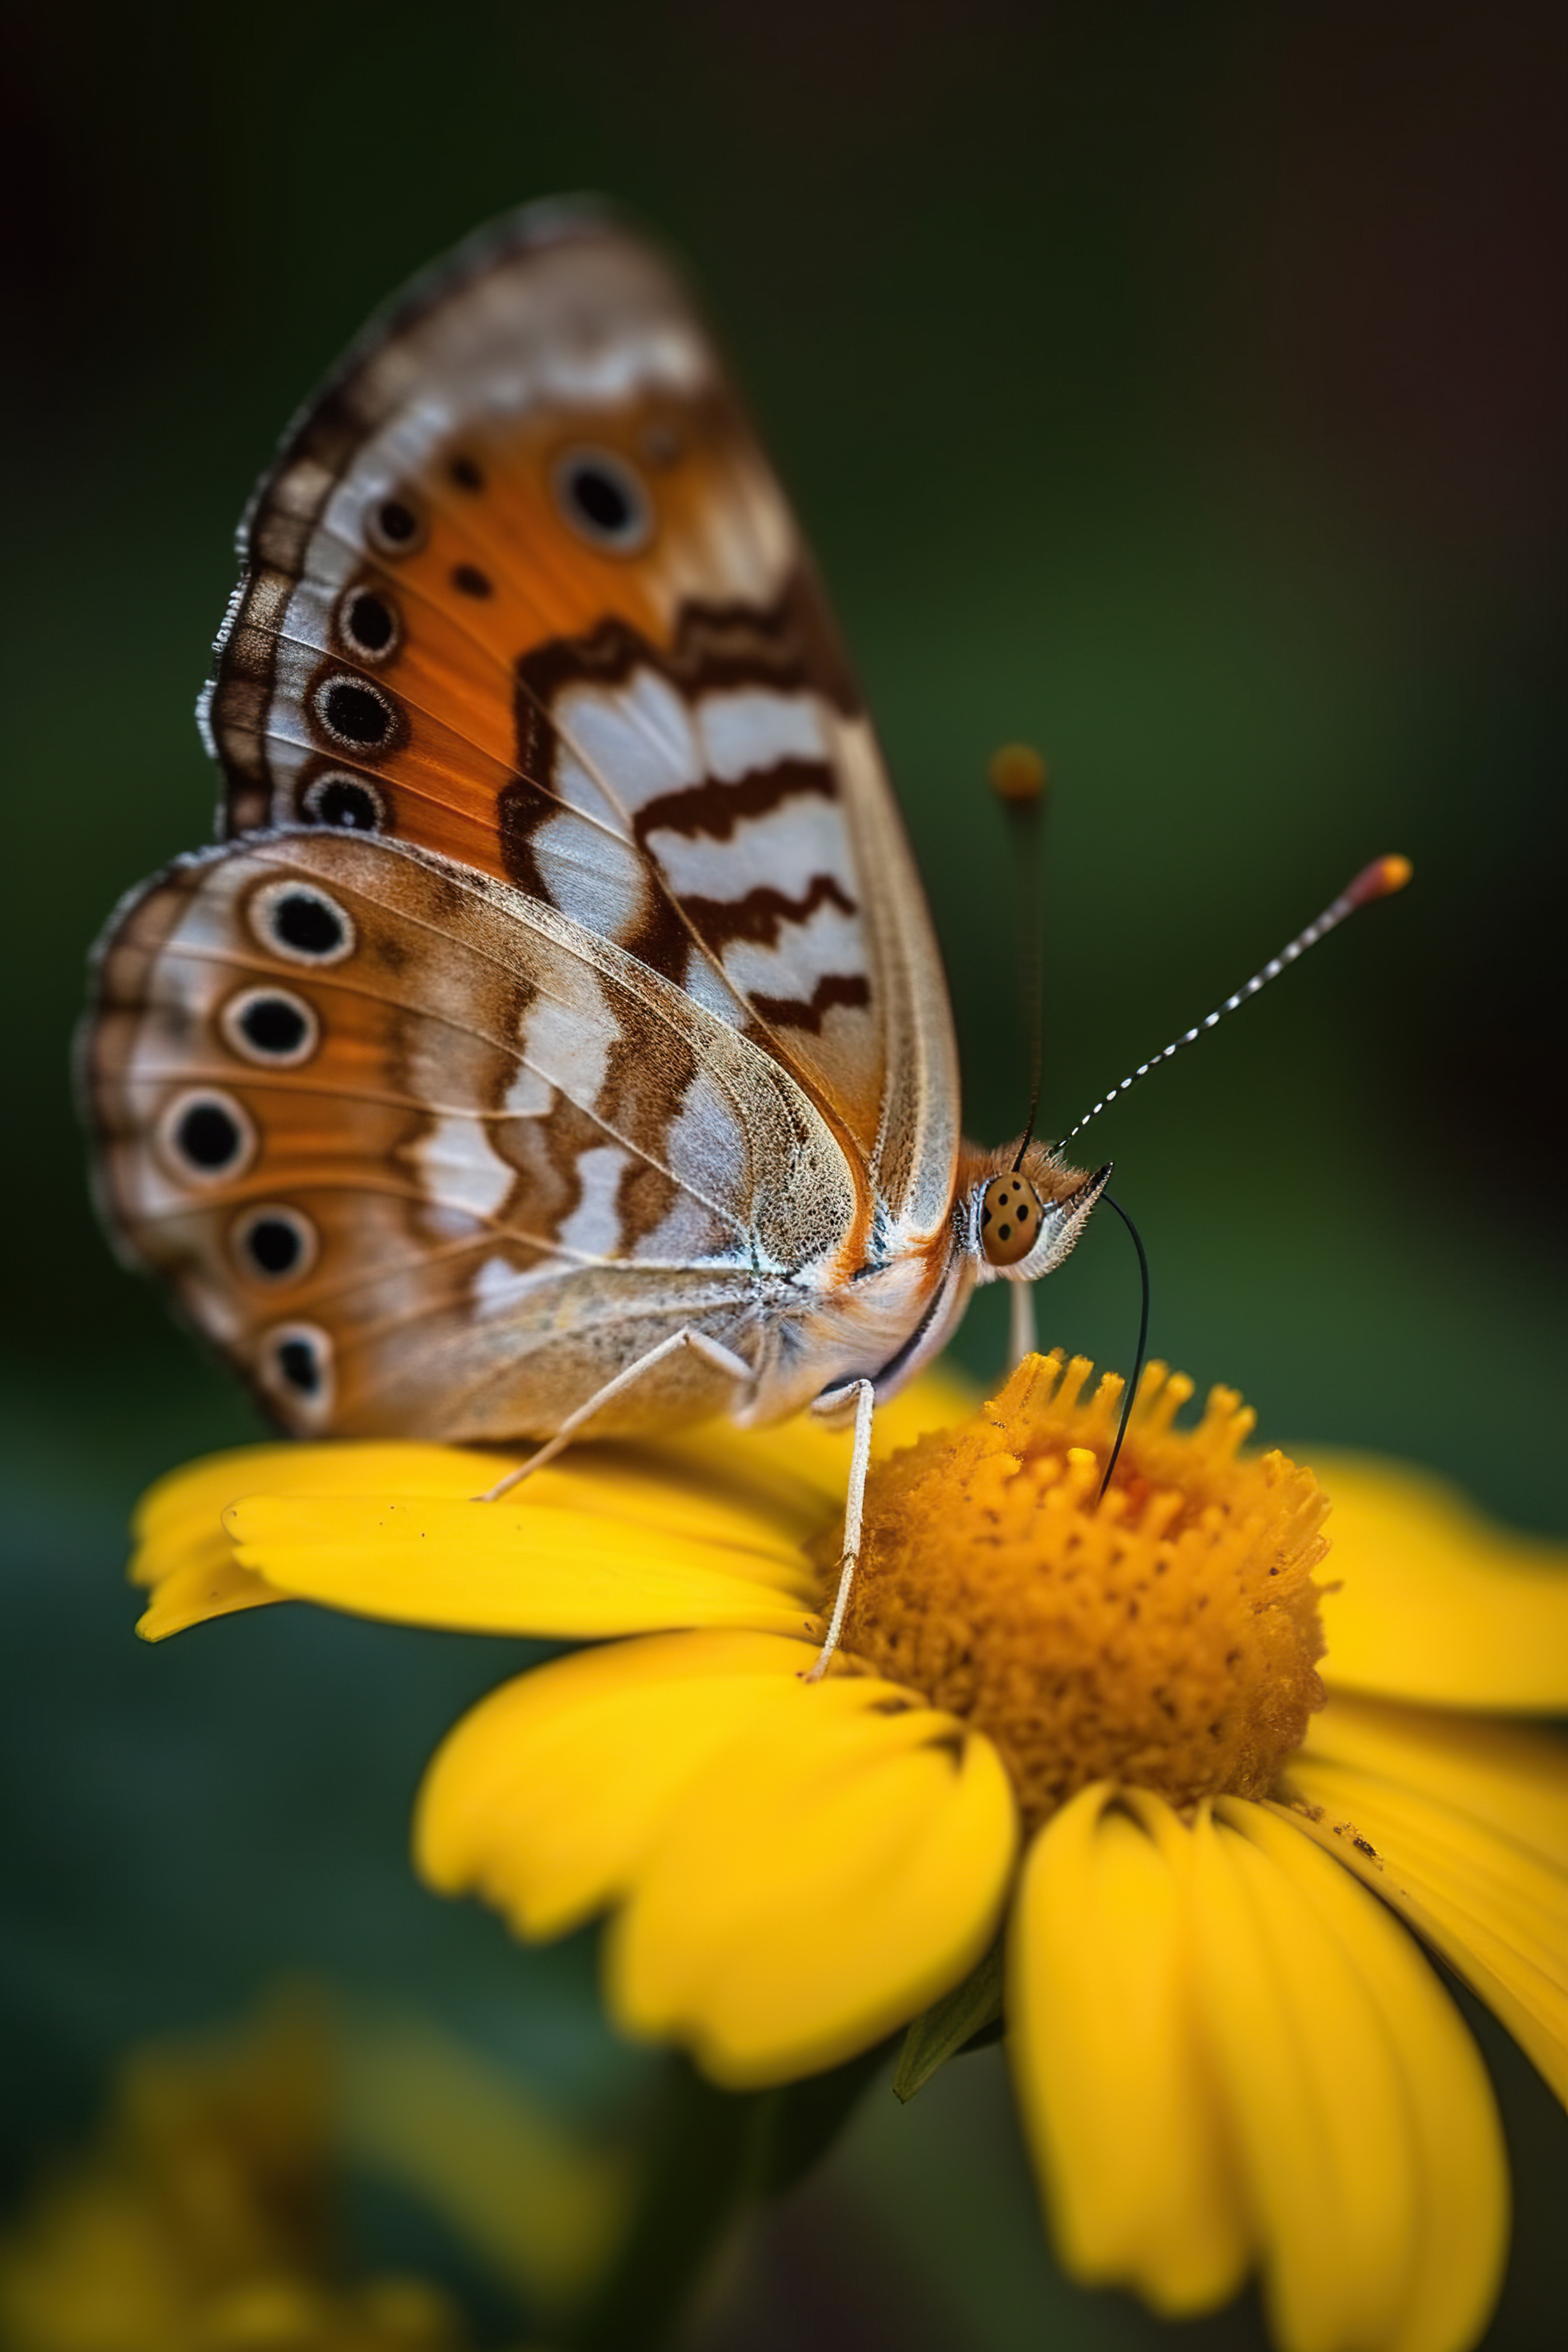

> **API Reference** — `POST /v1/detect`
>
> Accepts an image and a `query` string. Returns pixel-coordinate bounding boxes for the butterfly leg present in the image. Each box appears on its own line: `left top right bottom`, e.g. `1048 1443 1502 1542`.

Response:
1009 1280 1038 1368
472 1329 755 1502
803 1376 876 1683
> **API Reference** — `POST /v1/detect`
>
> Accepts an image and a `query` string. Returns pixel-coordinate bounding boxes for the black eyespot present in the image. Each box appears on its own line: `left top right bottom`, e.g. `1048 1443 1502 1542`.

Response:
565 463 631 534
178 1101 242 1168
259 1321 334 1419
221 986 317 1066
376 498 418 544
552 447 652 553
300 773 385 832
243 995 304 1054
277 1334 321 1392
316 676 394 749
341 588 397 658
451 563 492 598
251 881 355 965
279 895 341 956
234 1206 316 1283
449 454 484 491
997 1223 1012 1244
252 1220 301 1274
160 1088 256 1184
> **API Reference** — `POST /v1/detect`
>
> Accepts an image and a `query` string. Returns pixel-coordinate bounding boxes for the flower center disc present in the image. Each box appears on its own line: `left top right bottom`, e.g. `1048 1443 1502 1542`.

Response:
829 1354 1330 1831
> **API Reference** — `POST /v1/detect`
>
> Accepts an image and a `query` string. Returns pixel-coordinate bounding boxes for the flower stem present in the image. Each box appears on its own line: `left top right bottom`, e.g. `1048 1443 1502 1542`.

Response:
565 2041 891 2350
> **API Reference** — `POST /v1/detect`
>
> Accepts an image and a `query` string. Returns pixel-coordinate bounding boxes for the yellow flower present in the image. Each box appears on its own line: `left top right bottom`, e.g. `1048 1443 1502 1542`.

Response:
0 1992 603 2351
129 1354 1568 2352
0 1997 470 2352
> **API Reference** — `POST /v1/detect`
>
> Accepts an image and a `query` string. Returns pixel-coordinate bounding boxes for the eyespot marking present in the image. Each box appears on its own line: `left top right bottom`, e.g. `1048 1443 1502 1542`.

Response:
300 772 386 832
159 1088 256 1184
367 495 423 555
338 587 398 660
249 880 355 965
233 1205 317 1284
552 447 652 554
259 1322 334 1419
220 986 318 1068
314 674 396 751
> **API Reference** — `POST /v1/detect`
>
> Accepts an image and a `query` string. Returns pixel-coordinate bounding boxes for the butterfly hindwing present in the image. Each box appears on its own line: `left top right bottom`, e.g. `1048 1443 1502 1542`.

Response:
85 830 866 1440
201 202 960 1233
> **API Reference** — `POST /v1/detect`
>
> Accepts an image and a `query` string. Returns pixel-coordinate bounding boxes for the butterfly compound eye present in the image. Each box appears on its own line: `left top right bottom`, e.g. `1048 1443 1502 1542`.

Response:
979 1173 1045 1268
552 447 653 554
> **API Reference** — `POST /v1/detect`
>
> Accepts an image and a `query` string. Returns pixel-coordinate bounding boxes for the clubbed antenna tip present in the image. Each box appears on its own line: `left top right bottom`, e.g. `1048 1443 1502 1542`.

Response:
988 742 1049 807
1056 850 1415 1153
1346 852 1413 907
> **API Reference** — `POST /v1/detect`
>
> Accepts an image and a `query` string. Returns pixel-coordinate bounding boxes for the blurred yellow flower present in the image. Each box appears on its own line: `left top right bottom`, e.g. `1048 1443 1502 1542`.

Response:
128 1353 1568 2352
0 1995 612 2352
0 1998 469 2352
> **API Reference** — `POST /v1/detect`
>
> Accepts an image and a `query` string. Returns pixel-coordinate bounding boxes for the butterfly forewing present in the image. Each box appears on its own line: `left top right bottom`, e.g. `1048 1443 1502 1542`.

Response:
201 202 959 1220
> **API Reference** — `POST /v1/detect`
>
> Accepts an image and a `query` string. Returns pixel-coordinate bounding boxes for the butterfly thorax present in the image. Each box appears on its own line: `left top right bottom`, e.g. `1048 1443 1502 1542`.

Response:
730 1139 1103 1431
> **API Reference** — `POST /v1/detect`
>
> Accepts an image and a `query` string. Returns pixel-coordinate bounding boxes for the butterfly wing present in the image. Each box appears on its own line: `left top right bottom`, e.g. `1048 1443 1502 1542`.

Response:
202 201 960 1237
85 830 864 1440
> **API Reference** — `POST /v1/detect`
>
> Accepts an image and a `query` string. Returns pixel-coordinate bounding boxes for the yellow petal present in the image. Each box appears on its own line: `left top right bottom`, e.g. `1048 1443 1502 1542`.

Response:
1301 1692 1568 1873
132 1441 517 1638
135 1549 284 1640
131 1441 314 1637
658 1362 981 1521
603 1661 1017 2087
1280 1731 1568 2106
131 1371 977 1643
134 1440 496 1554
1308 1450 1568 1710
1188 1804 1423 2352
133 1437 828 1641
1220 1801 1507 2352
222 1489 813 1639
1007 1785 1248 2315
416 1632 834 1936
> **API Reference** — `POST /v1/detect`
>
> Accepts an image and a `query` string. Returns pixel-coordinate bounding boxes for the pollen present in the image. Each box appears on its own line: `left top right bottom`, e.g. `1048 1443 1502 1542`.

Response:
823 1353 1330 1830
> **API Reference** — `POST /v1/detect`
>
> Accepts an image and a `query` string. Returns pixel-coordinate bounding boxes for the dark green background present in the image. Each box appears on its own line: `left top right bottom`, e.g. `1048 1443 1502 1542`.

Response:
5 4 1564 2343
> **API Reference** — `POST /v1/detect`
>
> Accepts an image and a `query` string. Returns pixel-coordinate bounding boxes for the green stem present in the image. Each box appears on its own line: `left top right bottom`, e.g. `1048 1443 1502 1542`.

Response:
565 2041 892 2351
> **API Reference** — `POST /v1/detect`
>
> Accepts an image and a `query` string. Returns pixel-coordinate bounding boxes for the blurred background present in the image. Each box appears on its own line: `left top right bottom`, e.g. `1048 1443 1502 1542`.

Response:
4 1 1564 2342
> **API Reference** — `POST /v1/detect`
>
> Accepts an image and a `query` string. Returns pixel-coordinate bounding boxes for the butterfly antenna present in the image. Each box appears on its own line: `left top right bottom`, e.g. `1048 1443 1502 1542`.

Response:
988 744 1048 1170
1058 853 1413 1152
1097 1193 1150 1498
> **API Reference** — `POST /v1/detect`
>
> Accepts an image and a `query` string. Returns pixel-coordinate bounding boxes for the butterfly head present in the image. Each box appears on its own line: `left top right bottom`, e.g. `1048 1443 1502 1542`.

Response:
965 1143 1112 1284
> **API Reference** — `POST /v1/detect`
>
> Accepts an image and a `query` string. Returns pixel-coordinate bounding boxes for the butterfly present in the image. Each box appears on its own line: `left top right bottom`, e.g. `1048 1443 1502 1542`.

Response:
82 199 1109 1655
